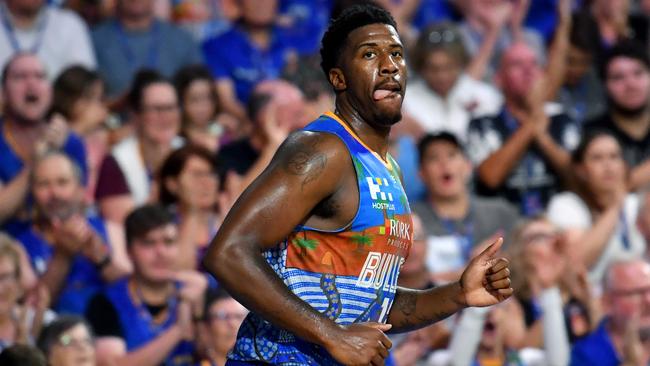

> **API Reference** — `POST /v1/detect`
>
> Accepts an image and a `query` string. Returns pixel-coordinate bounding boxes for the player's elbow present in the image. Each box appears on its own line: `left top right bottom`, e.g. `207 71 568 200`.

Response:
202 236 251 280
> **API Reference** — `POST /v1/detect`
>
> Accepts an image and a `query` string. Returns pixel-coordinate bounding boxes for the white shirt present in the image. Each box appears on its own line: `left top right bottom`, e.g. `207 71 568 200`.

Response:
0 3 96 79
402 74 502 141
547 191 646 285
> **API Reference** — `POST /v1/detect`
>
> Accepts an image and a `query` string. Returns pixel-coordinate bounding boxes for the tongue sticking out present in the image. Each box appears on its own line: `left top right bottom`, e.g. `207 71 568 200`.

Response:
373 89 393 101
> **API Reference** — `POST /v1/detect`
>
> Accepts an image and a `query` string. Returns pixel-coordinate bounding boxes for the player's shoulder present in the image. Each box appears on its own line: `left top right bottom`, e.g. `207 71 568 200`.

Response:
278 129 350 163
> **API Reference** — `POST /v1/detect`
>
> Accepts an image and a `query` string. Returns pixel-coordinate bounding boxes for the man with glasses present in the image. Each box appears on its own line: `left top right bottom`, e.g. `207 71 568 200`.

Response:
571 259 650 365
95 70 183 224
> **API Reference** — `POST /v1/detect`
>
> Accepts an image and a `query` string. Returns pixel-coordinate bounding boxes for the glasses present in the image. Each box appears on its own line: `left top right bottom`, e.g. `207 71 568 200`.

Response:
57 334 93 349
208 311 248 322
428 30 457 44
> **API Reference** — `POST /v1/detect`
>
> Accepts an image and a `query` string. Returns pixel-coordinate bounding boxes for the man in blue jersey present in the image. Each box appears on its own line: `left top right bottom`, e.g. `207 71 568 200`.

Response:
86 204 207 366
204 4 513 366
14 151 129 315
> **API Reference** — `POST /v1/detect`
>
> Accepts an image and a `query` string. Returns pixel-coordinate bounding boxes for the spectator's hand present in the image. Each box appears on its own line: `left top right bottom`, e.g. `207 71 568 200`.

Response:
51 215 93 256
509 0 531 32
22 282 50 339
622 311 645 366
459 237 513 307
261 103 290 148
174 270 208 305
176 300 195 341
45 114 70 150
557 0 572 23
483 0 512 31
324 322 393 366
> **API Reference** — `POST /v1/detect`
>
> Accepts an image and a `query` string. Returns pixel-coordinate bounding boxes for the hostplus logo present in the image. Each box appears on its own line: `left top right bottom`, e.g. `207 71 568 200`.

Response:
367 177 395 210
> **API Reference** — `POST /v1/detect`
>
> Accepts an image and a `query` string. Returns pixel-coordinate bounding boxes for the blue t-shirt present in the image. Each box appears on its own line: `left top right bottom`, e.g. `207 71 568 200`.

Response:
571 319 620 366
16 215 109 315
0 120 88 234
202 24 293 103
92 18 202 97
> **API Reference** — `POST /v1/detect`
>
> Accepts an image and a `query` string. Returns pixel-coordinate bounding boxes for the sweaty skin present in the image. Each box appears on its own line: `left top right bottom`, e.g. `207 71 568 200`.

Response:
204 23 512 366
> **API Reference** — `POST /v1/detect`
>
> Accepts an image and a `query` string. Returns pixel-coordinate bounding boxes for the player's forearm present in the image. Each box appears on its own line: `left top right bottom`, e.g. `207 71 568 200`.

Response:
203 237 339 347
387 283 466 333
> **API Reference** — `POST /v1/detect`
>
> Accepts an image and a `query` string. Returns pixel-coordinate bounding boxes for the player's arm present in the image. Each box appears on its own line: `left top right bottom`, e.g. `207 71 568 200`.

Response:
203 131 391 364
387 238 513 333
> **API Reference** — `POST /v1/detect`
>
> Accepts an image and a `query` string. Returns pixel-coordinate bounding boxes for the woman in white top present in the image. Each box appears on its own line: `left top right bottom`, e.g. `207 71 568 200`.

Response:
402 22 503 141
547 130 646 285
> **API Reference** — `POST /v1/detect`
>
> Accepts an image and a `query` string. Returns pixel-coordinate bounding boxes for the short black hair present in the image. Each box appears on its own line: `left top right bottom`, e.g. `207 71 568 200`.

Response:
600 39 650 80
320 2 397 78
0 345 46 366
125 204 175 247
571 129 620 164
417 131 464 165
127 69 170 112
36 315 93 358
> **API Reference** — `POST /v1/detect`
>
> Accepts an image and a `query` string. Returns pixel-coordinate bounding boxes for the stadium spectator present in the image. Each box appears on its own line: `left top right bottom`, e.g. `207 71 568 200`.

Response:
86 204 206 366
547 130 646 285
158 145 223 271
14 152 131 314
0 53 87 233
584 40 650 191
402 22 503 141
91 0 202 98
37 316 96 366
202 0 296 120
217 79 308 196
95 70 183 224
0 0 96 79
173 65 231 154
456 0 545 81
51 65 110 204
556 14 606 125
571 259 650 366
467 42 579 216
0 233 49 352
413 132 519 282
197 288 247 366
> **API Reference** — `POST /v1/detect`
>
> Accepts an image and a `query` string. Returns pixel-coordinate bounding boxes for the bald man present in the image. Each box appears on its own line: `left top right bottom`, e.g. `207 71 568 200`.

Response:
466 42 579 216
571 259 650 365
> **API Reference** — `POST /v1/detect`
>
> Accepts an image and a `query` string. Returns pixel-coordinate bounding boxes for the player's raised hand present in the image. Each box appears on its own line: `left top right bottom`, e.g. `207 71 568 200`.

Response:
459 237 513 307
324 322 393 366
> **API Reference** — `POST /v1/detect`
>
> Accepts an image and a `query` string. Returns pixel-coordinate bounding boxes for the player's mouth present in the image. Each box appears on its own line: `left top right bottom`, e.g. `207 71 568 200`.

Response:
373 80 402 101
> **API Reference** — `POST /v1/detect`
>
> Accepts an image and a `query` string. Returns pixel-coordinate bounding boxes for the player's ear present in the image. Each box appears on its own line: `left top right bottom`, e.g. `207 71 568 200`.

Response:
329 68 346 91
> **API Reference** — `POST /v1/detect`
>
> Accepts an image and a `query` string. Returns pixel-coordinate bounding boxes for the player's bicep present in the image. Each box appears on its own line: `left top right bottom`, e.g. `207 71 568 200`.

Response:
214 132 346 250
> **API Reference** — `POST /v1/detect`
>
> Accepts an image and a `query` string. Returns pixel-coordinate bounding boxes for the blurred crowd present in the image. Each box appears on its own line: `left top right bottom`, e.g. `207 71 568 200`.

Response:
0 0 650 365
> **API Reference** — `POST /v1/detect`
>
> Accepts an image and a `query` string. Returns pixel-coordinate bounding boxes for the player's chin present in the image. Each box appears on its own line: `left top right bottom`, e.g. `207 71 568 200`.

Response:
373 106 403 127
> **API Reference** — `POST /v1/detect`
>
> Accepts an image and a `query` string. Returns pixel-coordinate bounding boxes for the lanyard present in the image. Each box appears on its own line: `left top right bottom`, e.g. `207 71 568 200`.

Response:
439 205 475 261
113 19 160 69
0 4 49 53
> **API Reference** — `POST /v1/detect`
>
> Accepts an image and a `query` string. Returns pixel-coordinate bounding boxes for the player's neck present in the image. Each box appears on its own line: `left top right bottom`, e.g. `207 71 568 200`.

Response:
334 103 391 160
430 192 469 220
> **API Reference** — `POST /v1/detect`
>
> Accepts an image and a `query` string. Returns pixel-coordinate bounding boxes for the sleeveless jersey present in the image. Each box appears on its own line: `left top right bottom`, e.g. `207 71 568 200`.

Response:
229 112 413 365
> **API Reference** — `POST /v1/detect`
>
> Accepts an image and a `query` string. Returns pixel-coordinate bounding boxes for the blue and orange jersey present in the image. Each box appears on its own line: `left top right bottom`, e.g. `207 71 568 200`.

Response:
229 112 413 365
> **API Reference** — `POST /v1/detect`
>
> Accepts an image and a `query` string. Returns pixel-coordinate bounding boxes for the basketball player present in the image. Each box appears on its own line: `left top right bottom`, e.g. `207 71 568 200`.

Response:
204 4 513 365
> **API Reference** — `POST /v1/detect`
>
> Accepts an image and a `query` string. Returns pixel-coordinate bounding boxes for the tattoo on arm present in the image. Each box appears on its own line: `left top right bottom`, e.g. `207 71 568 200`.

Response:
389 288 458 332
281 137 327 190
